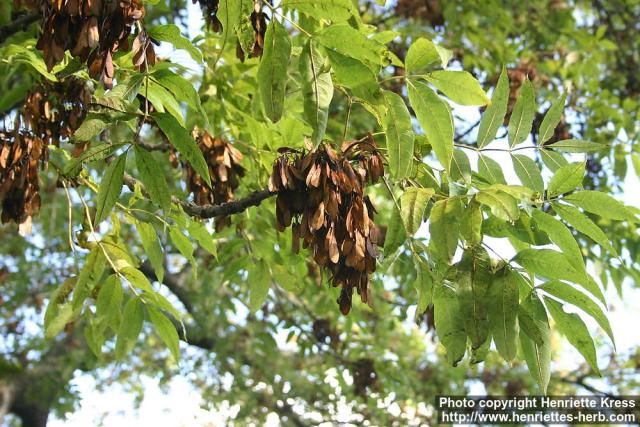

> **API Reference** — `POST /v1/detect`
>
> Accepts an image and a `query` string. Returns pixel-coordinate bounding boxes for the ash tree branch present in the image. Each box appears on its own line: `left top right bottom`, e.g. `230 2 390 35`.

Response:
123 172 276 219
0 12 40 43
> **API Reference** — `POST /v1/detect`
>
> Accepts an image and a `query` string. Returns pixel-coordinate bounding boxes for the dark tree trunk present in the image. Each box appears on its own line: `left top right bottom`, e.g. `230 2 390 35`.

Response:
11 399 50 427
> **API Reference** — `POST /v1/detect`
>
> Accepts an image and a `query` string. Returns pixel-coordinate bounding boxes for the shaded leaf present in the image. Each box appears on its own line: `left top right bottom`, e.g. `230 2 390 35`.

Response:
148 306 180 362
434 283 467 366
429 198 462 264
299 40 333 144
258 21 292 123
115 297 144 359
488 268 519 361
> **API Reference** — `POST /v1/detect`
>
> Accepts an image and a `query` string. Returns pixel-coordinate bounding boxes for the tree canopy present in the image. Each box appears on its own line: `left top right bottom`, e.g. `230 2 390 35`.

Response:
1 0 639 425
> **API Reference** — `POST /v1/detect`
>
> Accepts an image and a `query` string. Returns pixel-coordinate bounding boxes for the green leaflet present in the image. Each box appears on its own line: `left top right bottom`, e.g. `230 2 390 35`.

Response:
135 220 165 284
95 274 123 333
258 21 292 123
552 202 618 256
44 277 77 339
73 118 107 141
408 80 454 172
540 148 568 172
532 209 586 274
72 246 105 313
299 40 333 145
148 306 181 362
400 187 434 236
188 221 217 257
429 198 462 264
169 227 197 278
455 247 490 351
544 297 600 375
478 155 506 185
537 93 566 145
477 67 508 148
134 145 171 213
63 143 123 177
476 189 519 222
121 267 154 293
425 70 489 106
511 154 544 194
95 152 126 224
383 91 414 180
460 199 482 246
487 268 519 361
548 161 585 197
327 50 382 108
152 69 209 129
451 149 472 184
281 0 355 21
248 260 271 312
508 80 535 147
383 205 407 255
405 38 441 73
141 78 184 126
316 24 390 67
413 257 434 316
115 297 145 360
518 291 551 393
540 281 614 347
513 248 605 303
562 190 637 222
147 24 203 63
152 112 211 187
434 283 467 366
549 139 610 153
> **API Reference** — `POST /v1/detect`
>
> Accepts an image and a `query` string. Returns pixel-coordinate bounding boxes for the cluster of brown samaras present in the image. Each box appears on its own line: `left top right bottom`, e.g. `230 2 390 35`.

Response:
268 137 385 315
176 129 244 229
191 0 222 32
0 78 91 234
36 0 153 88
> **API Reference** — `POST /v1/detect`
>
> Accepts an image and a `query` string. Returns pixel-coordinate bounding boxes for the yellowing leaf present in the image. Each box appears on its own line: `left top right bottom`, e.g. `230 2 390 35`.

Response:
400 187 434 235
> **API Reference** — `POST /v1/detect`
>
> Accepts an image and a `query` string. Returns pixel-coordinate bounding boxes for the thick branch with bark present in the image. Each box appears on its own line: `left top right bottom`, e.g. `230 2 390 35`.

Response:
123 171 276 219
0 12 40 43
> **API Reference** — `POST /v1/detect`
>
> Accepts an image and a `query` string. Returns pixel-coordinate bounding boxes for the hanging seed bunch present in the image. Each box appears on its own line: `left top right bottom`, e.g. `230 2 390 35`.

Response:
236 1 268 62
0 77 92 233
192 0 222 32
36 0 152 89
181 129 245 228
268 137 385 315
22 77 92 145
0 131 45 235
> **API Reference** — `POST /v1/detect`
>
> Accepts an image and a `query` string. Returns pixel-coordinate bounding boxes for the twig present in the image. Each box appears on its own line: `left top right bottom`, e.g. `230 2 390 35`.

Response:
0 12 40 43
